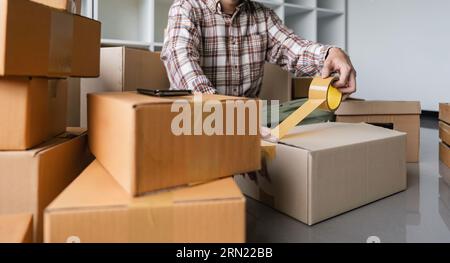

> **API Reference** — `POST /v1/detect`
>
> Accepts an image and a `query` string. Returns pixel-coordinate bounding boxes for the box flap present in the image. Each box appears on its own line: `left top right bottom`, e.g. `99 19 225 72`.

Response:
88 92 249 109
46 160 243 212
280 122 406 152
335 101 421 116
0 128 86 157
0 214 32 243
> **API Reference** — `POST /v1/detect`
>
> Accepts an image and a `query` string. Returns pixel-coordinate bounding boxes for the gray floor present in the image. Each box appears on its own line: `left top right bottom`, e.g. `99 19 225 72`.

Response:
246 124 450 243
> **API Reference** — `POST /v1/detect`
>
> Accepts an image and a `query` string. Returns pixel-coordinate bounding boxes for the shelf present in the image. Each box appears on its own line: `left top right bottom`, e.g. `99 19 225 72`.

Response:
317 8 344 18
254 0 284 9
284 3 314 16
285 0 316 8
101 39 151 50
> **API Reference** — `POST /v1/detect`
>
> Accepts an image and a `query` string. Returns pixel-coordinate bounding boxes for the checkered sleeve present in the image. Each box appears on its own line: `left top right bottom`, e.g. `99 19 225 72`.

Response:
161 2 216 94
265 9 333 77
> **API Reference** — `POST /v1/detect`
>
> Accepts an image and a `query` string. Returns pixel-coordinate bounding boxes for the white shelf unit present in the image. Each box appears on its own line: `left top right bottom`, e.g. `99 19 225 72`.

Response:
81 0 346 51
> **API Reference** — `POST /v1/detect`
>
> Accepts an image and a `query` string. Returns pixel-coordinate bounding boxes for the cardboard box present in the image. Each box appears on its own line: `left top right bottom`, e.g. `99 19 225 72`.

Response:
235 123 407 225
335 100 421 162
440 142 450 168
258 63 291 103
44 160 246 243
0 78 67 150
292 78 312 99
0 214 33 243
440 121 450 146
67 78 80 127
0 129 94 242
440 103 450 124
80 47 169 127
89 92 261 196
30 0 81 14
0 0 100 77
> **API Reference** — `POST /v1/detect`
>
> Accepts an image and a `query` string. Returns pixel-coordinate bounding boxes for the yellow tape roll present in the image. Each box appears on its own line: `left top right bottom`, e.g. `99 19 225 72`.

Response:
271 77 342 140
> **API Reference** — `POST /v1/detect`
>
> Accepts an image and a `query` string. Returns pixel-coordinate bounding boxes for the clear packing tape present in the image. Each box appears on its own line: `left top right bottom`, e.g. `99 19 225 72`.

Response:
262 77 342 157
271 77 342 140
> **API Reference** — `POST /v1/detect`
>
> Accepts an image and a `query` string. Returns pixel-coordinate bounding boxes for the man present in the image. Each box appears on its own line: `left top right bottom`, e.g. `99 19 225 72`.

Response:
161 0 356 97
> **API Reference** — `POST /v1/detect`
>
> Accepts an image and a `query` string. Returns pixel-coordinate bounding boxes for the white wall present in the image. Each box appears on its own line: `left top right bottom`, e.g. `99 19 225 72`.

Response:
347 0 450 111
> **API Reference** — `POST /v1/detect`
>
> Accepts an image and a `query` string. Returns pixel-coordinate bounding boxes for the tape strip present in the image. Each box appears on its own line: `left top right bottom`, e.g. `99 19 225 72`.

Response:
48 10 73 75
261 140 277 160
271 77 342 140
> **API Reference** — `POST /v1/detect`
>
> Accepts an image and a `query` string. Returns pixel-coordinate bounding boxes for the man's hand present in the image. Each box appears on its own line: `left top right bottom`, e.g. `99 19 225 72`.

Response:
260 127 279 143
322 48 357 95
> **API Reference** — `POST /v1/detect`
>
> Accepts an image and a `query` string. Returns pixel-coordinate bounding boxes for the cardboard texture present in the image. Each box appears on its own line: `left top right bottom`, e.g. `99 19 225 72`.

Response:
66 78 80 127
0 214 33 243
235 122 407 225
0 0 100 77
0 129 94 242
292 78 313 99
258 63 291 103
440 142 450 168
30 0 81 14
89 92 261 196
0 78 67 150
44 160 246 243
80 47 169 127
440 103 450 125
335 100 421 162
440 121 450 146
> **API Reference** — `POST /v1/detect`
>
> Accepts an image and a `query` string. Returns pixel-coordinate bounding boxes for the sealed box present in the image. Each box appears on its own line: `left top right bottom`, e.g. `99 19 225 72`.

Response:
440 103 450 124
30 0 81 14
0 214 33 243
0 78 67 150
335 100 421 162
0 129 94 242
0 0 100 77
80 47 170 127
88 92 261 196
235 123 407 225
44 160 245 243
292 78 312 99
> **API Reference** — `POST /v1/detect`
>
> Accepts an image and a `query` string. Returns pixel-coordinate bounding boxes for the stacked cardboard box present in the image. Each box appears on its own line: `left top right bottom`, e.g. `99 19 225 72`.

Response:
0 0 99 242
440 103 450 167
45 92 261 242
80 47 170 127
335 100 421 163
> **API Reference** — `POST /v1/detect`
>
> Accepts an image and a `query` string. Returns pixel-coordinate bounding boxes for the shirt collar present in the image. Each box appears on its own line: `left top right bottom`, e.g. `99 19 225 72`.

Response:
206 0 248 14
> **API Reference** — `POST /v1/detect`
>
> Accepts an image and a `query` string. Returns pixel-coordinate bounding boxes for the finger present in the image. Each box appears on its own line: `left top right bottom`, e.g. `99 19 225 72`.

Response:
321 62 332 78
334 65 351 88
348 70 356 93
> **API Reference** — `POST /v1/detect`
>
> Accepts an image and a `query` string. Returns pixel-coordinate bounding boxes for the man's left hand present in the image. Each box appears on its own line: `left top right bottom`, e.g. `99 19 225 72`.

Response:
322 48 357 95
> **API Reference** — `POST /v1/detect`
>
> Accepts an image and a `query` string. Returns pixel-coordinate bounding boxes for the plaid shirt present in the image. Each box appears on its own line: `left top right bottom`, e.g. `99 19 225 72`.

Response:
161 0 332 97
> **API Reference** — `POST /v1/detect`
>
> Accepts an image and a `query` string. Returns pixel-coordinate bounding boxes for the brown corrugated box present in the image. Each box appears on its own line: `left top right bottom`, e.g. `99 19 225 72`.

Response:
0 129 94 242
80 47 169 127
440 122 450 146
292 78 312 99
0 78 67 150
235 122 407 225
335 100 421 163
440 103 450 124
88 92 261 196
30 0 81 14
44 160 245 243
440 142 450 168
0 0 100 77
258 63 291 103
0 214 33 243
